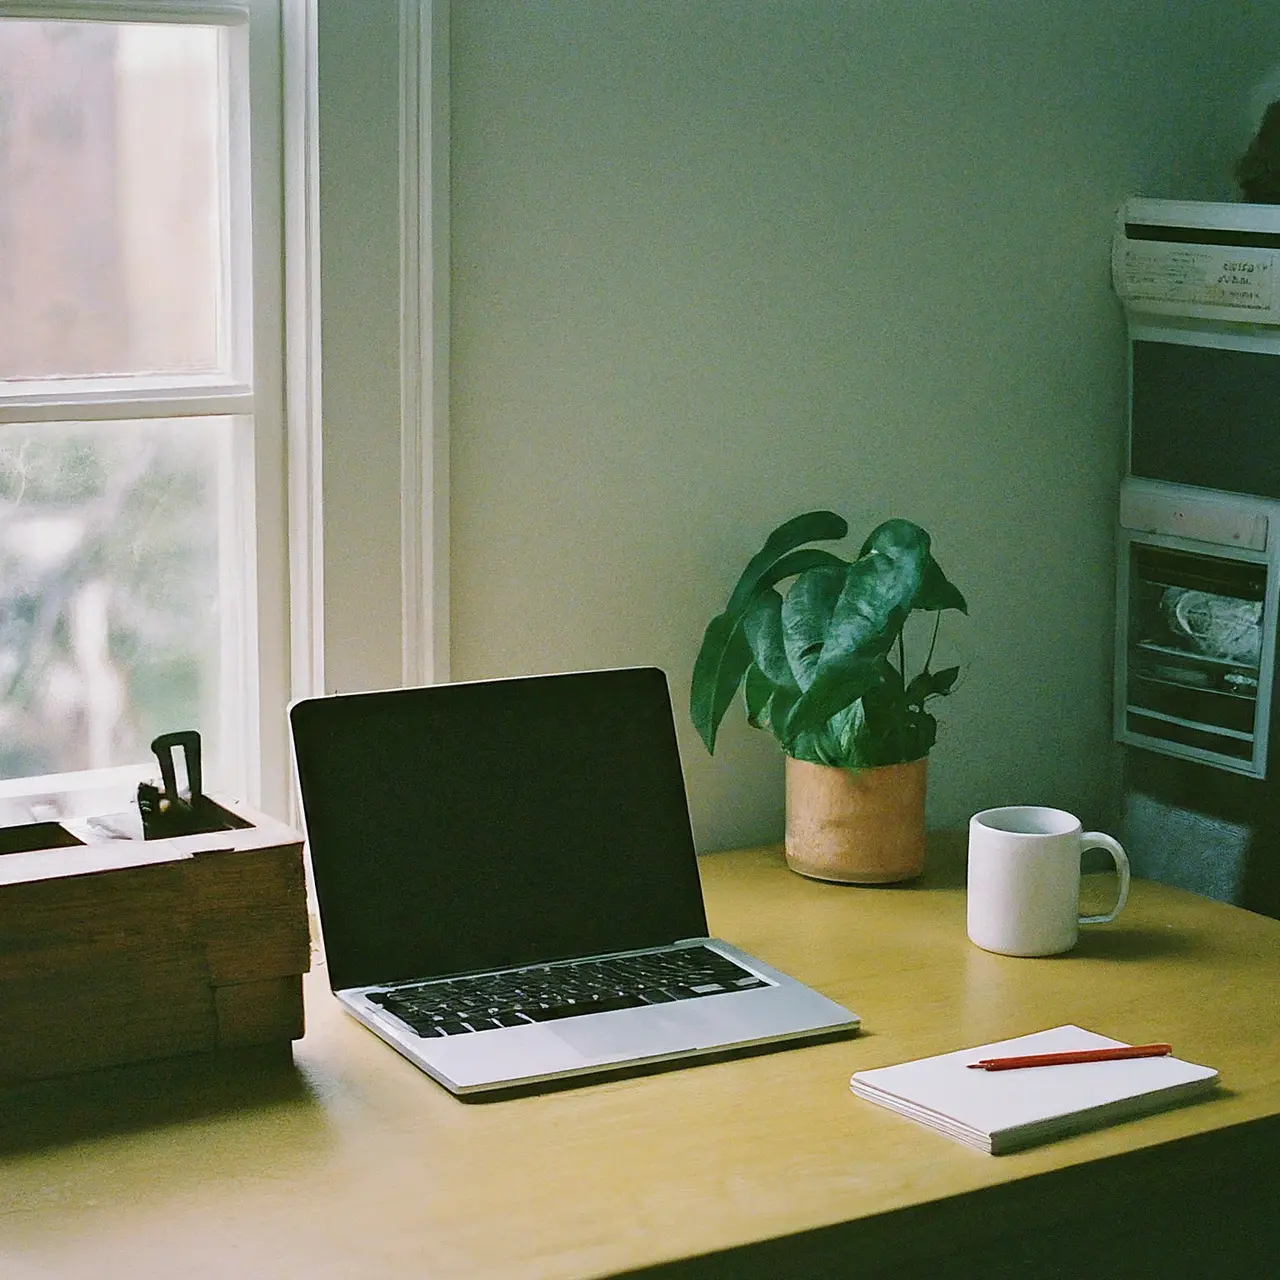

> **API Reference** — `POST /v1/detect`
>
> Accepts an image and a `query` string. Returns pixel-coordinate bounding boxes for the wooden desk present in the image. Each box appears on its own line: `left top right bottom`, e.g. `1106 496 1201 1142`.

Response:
2 839 1279 1279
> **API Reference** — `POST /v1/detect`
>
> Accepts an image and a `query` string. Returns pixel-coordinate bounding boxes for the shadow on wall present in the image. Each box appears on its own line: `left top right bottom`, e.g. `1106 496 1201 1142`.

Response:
1236 98 1280 202
1120 752 1280 921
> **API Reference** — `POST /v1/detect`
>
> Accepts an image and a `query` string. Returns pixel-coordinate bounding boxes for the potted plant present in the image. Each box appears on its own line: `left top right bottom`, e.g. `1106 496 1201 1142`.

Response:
690 510 967 883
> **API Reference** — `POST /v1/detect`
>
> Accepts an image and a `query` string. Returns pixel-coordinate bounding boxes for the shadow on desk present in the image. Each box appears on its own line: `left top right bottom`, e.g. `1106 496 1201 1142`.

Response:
614 1115 1280 1280
0 1043 313 1156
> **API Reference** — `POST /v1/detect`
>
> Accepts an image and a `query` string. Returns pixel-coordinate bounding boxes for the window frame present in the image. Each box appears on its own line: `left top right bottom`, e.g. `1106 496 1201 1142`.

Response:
0 0 454 821
0 0 290 812
305 0 450 700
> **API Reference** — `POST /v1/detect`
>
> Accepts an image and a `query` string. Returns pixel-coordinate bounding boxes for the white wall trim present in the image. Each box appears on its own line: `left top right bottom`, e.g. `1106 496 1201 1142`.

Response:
0 2 249 22
0 381 253 422
398 0 450 687
283 0 323 706
244 0 288 814
425 0 451 684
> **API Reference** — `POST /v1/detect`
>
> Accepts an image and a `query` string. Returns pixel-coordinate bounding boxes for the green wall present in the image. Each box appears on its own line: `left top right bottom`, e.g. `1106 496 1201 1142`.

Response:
446 1 1280 851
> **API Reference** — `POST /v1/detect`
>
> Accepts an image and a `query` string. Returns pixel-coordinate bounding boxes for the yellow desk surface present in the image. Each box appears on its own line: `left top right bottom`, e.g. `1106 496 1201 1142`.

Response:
2 839 1279 1279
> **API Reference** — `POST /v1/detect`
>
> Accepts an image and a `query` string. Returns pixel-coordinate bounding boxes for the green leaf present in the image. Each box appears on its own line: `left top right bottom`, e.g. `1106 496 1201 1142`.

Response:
822 703 860 764
742 599 803 738
742 589 799 691
770 684 801 736
932 665 960 695
780 564 846 690
905 665 960 705
914 711 939 757
689 514 847 754
782 525 928 741
851 661 908 763
786 730 828 766
788 702 862 767
693 511 967 761
850 666 939 766
689 614 754 753
746 674 800 739
835 699 866 762
743 663 772 729
856 517 931 563
915 557 968 614
788 726 842 766
874 656 906 698
724 511 848 618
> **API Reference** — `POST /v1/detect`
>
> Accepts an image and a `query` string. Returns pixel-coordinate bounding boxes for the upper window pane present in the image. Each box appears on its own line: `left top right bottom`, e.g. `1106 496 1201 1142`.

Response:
0 20 224 381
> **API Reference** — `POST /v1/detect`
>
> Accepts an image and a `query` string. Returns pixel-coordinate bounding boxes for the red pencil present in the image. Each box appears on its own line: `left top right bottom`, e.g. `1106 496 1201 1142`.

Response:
966 1043 1173 1071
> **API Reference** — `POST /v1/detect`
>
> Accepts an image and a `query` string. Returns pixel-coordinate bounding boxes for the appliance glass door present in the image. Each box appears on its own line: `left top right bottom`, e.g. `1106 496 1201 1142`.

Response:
1122 540 1273 776
1129 339 1280 499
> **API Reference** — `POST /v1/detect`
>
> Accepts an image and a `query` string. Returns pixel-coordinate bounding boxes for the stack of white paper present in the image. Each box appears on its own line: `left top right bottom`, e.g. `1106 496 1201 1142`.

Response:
850 1025 1219 1155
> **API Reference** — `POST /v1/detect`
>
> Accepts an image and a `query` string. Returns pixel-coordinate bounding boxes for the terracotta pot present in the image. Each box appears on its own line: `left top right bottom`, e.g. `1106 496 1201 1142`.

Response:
784 755 927 884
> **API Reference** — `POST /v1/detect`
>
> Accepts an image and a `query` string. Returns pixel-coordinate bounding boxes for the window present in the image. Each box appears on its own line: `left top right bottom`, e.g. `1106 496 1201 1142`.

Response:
0 1 285 816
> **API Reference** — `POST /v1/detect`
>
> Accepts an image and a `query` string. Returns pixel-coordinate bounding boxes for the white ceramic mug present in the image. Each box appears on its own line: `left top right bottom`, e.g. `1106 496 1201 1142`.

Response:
966 806 1130 956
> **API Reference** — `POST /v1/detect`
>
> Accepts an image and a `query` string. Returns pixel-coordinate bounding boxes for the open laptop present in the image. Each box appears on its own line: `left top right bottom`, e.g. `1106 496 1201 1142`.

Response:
289 667 859 1097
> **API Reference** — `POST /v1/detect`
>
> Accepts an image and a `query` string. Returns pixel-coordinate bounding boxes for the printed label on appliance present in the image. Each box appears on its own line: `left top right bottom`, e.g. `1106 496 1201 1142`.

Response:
1116 243 1274 311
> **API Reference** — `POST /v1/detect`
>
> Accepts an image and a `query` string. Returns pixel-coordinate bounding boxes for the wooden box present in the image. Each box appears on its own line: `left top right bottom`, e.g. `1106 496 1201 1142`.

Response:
0 796 310 1086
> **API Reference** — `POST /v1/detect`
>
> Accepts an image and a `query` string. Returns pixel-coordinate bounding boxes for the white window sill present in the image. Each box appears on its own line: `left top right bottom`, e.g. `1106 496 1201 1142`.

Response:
0 763 153 828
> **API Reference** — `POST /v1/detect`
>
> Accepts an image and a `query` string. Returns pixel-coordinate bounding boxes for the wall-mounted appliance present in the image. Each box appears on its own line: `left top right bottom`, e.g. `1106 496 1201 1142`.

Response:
1111 198 1280 918
1116 479 1280 778
1114 197 1280 499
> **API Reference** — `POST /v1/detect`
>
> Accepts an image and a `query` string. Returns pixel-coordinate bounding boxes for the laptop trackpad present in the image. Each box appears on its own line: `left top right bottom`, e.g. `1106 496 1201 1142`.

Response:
552 1009 703 1060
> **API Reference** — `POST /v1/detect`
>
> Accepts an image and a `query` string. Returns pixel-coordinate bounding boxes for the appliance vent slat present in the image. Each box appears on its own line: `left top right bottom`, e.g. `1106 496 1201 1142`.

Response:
1124 223 1280 250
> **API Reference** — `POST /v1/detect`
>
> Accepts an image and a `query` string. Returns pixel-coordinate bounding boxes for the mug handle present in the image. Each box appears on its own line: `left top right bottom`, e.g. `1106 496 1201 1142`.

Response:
1079 832 1130 925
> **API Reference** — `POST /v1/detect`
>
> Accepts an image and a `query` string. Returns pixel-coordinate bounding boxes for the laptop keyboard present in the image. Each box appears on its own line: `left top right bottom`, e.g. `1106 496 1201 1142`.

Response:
364 945 769 1037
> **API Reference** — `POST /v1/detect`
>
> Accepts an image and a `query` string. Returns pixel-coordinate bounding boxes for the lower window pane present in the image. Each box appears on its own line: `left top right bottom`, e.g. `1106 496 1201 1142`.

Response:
0 418 239 783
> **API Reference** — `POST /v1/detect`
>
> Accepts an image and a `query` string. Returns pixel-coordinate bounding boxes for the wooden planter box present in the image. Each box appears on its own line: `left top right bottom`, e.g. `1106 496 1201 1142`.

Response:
0 795 310 1086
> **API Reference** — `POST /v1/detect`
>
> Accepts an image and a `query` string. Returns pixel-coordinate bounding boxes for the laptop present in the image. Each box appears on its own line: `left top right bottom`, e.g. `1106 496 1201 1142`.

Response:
289 666 859 1096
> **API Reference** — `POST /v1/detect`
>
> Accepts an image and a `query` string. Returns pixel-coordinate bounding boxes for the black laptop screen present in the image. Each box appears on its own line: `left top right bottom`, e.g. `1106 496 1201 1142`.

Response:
290 667 709 991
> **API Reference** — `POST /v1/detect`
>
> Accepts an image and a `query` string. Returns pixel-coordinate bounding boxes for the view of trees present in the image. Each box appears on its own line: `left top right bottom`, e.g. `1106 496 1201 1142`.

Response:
0 423 219 779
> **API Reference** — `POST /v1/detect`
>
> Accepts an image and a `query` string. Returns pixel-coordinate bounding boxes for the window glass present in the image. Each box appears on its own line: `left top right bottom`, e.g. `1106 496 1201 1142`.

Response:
0 417 233 780
0 20 223 381
0 10 260 797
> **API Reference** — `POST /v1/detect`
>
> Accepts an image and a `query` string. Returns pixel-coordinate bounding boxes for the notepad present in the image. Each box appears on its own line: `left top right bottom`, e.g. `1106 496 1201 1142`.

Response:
850 1025 1219 1155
